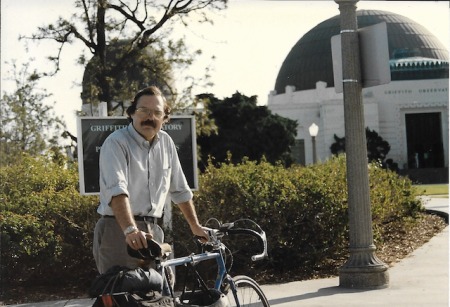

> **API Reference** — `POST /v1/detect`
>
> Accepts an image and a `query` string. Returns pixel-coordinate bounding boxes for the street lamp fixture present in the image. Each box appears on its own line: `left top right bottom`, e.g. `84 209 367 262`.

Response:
309 123 319 137
309 123 319 163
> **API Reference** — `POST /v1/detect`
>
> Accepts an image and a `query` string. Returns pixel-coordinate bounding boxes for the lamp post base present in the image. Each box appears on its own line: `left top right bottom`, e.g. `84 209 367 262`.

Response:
339 245 389 289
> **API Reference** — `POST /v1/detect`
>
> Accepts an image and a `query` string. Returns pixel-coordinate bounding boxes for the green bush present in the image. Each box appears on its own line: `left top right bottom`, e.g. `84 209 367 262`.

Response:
0 153 99 287
1 152 423 290
182 155 422 276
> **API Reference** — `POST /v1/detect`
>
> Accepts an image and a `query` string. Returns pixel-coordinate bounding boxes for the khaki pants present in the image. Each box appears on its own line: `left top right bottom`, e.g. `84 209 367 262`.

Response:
93 216 164 274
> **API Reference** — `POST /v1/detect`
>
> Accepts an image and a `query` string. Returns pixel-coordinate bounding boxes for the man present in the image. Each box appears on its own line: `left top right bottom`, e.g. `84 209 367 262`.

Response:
93 86 208 274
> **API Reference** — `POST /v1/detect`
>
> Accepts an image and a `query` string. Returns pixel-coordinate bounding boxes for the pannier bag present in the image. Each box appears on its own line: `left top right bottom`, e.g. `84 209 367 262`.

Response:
175 289 229 307
89 265 163 297
90 265 174 307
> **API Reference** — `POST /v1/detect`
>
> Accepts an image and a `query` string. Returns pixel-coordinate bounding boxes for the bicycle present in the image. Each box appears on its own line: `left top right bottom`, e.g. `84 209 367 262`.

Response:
140 218 271 307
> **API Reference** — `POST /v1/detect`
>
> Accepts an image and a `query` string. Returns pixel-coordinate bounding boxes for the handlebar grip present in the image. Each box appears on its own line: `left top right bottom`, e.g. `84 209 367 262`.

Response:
251 254 266 261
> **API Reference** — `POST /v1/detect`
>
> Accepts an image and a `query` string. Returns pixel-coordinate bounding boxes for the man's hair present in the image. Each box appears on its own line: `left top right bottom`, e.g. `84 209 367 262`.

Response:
126 86 171 121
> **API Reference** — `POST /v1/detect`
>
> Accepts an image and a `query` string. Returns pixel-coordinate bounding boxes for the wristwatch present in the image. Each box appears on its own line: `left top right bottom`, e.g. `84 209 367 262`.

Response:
123 225 138 236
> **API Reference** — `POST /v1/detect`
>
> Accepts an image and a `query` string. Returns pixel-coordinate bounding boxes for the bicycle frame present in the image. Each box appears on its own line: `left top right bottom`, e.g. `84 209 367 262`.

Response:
160 249 227 291
136 219 269 306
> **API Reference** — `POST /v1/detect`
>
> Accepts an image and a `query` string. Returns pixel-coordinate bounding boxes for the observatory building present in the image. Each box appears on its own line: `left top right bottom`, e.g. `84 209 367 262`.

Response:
268 10 448 183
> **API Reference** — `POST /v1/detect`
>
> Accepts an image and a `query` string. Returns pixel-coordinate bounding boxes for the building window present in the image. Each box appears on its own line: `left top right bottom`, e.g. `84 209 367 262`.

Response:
291 139 305 165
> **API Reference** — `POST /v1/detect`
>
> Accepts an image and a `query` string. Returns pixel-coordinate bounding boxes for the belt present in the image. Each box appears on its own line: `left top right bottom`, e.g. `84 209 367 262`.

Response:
102 215 157 223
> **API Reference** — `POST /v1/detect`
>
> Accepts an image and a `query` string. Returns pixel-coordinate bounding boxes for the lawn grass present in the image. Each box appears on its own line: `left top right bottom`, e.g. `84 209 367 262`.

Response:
414 184 449 197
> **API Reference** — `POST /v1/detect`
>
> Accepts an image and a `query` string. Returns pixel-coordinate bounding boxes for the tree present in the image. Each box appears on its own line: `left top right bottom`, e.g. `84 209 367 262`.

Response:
23 0 227 113
330 127 391 163
330 134 346 156
197 92 297 168
0 61 66 166
366 128 391 162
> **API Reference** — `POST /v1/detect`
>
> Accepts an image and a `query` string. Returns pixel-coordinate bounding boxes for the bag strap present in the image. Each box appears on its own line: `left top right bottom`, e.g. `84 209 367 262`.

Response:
102 270 125 295
192 265 210 294
183 263 215 303
164 268 175 298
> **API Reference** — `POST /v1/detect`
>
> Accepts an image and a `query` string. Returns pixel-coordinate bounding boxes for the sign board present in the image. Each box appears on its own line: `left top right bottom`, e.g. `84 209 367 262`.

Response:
77 116 198 195
332 22 391 93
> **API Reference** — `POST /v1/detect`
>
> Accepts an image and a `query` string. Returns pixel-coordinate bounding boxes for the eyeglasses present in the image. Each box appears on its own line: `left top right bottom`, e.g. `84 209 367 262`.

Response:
135 107 165 119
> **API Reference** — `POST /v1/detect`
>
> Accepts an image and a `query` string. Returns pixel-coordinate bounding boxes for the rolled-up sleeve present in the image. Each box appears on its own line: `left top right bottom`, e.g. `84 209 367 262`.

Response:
168 139 193 204
99 137 129 208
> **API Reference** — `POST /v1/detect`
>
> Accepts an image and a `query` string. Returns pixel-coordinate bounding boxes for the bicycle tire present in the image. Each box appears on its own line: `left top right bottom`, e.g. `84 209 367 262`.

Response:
226 275 270 307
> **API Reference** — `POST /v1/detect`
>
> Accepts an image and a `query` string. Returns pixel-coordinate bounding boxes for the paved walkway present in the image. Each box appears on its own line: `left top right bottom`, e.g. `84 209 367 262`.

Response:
6 198 448 307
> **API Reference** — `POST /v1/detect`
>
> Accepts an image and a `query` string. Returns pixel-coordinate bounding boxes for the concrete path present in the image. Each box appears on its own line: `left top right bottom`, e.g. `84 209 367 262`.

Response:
262 226 448 306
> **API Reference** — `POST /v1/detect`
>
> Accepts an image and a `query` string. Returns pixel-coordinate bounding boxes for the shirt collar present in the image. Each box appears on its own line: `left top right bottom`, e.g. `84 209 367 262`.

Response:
127 123 160 149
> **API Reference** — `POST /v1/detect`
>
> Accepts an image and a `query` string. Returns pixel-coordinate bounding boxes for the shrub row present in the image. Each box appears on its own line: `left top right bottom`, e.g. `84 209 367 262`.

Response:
1 153 422 289
0 154 99 288
172 156 423 276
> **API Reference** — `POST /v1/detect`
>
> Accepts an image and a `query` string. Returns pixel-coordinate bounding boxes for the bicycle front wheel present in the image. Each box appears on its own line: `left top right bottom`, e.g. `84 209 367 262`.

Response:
227 275 270 307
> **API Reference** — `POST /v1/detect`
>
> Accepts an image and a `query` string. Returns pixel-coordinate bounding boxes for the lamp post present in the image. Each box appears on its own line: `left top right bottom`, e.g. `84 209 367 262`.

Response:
335 0 388 289
309 123 319 164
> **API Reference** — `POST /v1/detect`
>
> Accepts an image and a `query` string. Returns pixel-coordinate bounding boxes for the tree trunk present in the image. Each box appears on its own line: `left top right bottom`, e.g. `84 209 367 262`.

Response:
96 0 112 112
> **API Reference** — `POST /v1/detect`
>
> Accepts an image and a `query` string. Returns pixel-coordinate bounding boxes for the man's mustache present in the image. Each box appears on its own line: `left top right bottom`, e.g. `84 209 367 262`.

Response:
141 120 157 128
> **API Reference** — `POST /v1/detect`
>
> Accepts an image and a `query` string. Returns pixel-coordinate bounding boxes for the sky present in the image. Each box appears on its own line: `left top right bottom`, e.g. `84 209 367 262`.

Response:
1 0 449 137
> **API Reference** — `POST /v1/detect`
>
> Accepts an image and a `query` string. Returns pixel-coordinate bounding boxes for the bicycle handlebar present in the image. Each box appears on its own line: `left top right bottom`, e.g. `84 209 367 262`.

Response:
226 228 268 261
202 219 268 262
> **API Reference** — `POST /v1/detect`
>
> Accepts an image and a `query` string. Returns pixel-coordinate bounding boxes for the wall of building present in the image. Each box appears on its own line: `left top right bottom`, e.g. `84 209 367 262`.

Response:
268 78 449 168
364 78 449 168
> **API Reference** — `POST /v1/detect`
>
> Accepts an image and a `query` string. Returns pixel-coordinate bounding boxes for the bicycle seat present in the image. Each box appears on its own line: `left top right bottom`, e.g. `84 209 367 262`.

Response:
127 239 172 260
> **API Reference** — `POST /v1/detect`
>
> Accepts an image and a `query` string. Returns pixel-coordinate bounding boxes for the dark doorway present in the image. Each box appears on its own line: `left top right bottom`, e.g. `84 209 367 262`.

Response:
405 112 444 168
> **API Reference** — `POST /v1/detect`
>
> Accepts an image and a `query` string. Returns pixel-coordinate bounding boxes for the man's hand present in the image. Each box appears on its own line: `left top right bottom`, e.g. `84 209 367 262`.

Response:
126 230 152 250
110 194 152 250
191 224 210 243
178 200 209 240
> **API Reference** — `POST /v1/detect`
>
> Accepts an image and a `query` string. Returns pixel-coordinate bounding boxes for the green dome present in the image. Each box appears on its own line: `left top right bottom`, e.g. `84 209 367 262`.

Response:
274 10 449 94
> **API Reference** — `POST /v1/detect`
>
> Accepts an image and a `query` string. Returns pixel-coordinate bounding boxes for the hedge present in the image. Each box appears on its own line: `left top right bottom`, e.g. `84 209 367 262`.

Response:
0 153 99 287
172 155 423 276
1 153 423 289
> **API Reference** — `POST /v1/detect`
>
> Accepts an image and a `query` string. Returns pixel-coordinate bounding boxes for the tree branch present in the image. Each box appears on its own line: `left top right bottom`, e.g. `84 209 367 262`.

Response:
81 0 96 44
107 3 146 31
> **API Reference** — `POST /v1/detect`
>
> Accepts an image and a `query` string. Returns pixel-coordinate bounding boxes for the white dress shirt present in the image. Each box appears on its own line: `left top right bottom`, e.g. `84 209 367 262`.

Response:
97 123 193 217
